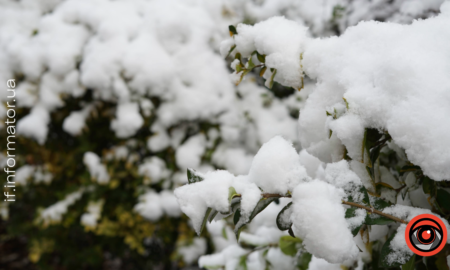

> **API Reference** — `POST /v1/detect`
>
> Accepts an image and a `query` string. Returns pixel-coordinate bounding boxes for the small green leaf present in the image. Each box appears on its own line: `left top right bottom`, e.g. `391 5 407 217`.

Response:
226 44 236 58
247 57 255 70
328 129 333 139
235 52 242 64
249 198 276 221
436 189 450 212
200 208 212 234
326 111 332 116
279 235 302 256
187 168 204 184
259 66 267 77
371 197 391 210
233 209 241 225
208 209 218 223
288 227 295 238
365 214 394 225
239 255 248 270
422 177 436 196
400 165 421 173
401 254 416 270
379 232 406 268
256 52 266 63
343 97 349 110
268 69 277 89
345 208 362 236
276 202 293 231
221 227 228 240
228 187 238 203
229 25 237 36
234 198 276 240
297 252 312 270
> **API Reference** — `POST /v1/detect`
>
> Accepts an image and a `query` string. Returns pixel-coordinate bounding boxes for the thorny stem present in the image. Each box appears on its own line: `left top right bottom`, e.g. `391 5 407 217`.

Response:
238 193 408 224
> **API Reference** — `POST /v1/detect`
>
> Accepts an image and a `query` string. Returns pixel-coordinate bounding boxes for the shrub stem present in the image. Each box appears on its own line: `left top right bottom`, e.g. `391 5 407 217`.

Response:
256 193 408 224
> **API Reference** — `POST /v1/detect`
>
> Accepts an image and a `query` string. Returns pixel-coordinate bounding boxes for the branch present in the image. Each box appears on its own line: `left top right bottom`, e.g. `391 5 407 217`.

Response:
240 193 408 224
342 201 408 224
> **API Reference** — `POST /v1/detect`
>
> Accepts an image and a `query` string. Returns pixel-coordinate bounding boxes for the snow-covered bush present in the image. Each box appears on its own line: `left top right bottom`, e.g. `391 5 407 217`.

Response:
0 0 447 268
175 2 450 269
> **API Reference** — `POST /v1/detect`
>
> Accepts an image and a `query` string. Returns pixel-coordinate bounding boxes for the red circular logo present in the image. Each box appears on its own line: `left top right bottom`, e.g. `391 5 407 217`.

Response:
405 214 447 256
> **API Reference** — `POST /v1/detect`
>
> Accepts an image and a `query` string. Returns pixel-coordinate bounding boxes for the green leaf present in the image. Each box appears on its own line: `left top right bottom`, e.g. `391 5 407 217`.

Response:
297 252 312 270
249 198 276 221
328 129 333 139
259 66 267 77
279 235 302 256
422 176 436 196
436 189 450 212
233 209 241 225
229 25 237 36
239 255 248 270
360 186 371 206
231 197 241 213
247 57 255 70
276 202 293 231
208 209 218 223
221 227 228 240
288 227 295 238
256 52 266 63
268 69 277 89
200 208 212 234
365 214 394 225
379 232 406 268
400 165 421 173
402 254 416 270
226 44 236 58
228 187 238 203
187 168 204 184
343 97 349 110
235 198 276 240
345 208 362 236
371 197 391 210
235 52 243 65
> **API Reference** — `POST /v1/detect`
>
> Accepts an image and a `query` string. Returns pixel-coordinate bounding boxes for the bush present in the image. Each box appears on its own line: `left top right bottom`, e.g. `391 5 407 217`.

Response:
0 0 447 269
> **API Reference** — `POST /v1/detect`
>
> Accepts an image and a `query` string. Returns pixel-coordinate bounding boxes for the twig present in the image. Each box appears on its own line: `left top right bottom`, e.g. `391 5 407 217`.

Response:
342 201 408 224
235 193 408 224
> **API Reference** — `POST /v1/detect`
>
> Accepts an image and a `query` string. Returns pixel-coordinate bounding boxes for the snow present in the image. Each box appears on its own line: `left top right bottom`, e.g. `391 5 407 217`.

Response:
298 149 322 178
15 165 35 186
175 134 206 170
321 160 364 202
39 189 84 226
248 136 310 195
198 244 247 270
62 104 92 136
290 180 359 263
239 226 285 246
110 102 143 139
175 170 235 234
134 190 181 221
308 256 342 270
16 104 49 145
178 238 207 265
83 152 110 184
138 157 169 183
81 200 103 228
300 5 450 180
266 248 295 270
226 16 308 89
